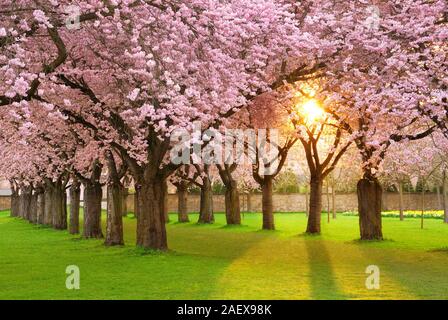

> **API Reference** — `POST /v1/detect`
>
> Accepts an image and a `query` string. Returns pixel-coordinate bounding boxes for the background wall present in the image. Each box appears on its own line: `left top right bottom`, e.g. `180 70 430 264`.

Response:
125 192 443 213
0 196 11 211
0 192 441 213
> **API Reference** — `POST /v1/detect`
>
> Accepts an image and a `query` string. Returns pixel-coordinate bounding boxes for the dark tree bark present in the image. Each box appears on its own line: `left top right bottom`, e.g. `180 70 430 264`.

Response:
217 164 241 225
69 179 81 234
331 184 336 219
224 180 241 225
135 174 167 249
18 191 24 219
177 165 213 224
443 171 448 224
63 191 68 225
83 181 103 238
105 152 124 246
326 181 330 224
17 191 23 219
29 191 38 223
246 193 252 213
43 184 53 225
133 189 138 218
306 176 323 234
106 182 124 245
77 161 104 239
421 182 425 229
357 178 383 240
437 186 442 209
198 176 214 224
261 176 274 230
36 189 45 224
121 186 128 217
162 179 170 223
19 186 32 220
177 182 189 223
398 182 404 221
10 182 19 217
51 180 67 230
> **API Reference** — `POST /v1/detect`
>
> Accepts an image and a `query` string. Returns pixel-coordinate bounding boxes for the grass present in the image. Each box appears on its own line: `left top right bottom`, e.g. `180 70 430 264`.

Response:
1 210 448 299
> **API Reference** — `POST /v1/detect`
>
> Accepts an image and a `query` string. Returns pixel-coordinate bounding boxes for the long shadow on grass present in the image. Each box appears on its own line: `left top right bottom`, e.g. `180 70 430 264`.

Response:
304 237 349 299
165 219 275 299
3 212 288 299
355 242 448 299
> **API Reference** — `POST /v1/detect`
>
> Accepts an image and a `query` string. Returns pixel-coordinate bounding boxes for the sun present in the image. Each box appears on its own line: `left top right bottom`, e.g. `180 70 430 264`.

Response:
299 99 324 123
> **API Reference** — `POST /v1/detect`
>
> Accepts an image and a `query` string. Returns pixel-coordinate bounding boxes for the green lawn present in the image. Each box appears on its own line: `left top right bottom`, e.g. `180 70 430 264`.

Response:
1 210 448 300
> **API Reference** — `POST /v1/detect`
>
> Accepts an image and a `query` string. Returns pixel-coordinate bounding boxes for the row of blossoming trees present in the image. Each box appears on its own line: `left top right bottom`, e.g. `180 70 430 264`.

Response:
0 0 446 250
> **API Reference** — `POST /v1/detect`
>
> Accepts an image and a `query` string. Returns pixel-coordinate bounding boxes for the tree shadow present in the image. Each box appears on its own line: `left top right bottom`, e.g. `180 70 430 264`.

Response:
304 239 349 299
355 243 448 299
429 247 448 253
297 232 322 239
254 229 281 235
217 224 254 234
348 238 396 246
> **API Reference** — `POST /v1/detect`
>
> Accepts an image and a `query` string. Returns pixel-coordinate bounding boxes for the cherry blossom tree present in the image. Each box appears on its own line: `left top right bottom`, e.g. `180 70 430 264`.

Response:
285 81 352 234
242 93 299 230
1 0 446 249
310 0 446 239
169 166 194 223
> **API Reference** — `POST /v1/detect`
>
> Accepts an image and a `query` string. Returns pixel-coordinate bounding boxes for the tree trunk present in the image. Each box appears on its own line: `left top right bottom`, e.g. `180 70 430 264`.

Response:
105 182 124 246
177 184 189 223
198 177 214 224
162 180 170 223
69 180 81 234
17 189 24 219
135 175 167 250
443 171 448 224
63 190 68 226
10 188 19 217
51 181 67 230
29 191 38 223
357 178 383 240
83 182 103 238
121 186 128 217
36 190 45 224
261 176 274 230
224 179 241 225
332 184 336 219
398 182 404 221
326 181 330 223
19 187 32 220
306 176 323 234
421 183 425 229
43 186 53 225
133 189 138 218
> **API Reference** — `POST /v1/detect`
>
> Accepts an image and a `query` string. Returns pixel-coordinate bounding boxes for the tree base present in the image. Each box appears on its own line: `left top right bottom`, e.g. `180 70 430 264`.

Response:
357 178 383 241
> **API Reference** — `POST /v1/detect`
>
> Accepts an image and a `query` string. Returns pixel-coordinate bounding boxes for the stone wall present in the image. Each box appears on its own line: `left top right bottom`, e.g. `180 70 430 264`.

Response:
125 192 444 213
0 196 11 211
0 192 441 213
